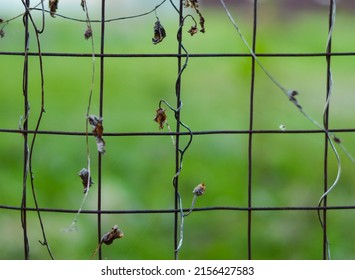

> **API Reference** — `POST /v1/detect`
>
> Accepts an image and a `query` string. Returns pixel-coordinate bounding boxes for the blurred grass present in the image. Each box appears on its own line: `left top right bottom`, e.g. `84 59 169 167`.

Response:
1 2 355 260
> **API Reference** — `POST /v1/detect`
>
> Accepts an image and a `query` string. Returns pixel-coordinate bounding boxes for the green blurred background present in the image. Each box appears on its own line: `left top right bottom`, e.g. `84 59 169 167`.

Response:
1 0 355 260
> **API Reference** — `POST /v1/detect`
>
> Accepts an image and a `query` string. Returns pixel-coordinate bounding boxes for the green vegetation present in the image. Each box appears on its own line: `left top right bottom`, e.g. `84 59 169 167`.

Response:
1 3 355 259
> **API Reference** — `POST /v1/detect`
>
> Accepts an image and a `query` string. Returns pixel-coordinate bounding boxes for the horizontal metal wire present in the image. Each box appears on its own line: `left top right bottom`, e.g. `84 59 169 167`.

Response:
1 204 355 214
1 128 355 136
1 51 355 58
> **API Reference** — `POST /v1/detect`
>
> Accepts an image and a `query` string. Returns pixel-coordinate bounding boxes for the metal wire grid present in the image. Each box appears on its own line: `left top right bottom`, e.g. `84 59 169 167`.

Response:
1 0 355 260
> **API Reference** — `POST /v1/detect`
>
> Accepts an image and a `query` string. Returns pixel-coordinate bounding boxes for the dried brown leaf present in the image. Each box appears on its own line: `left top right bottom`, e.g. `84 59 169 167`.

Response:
88 115 103 138
197 9 206 33
154 108 167 129
188 26 198 36
49 0 59 18
101 225 124 245
88 115 106 154
79 168 93 193
152 19 166 45
184 0 206 34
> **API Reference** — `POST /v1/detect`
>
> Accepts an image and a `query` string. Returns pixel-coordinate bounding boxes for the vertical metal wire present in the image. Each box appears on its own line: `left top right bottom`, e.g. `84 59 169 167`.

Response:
322 0 334 260
174 0 184 260
247 0 258 260
97 0 106 260
21 0 30 260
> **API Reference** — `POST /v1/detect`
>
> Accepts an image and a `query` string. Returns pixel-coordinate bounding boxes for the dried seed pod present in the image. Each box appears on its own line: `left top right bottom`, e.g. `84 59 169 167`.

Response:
154 108 167 129
79 168 93 193
88 115 106 154
0 29 4 38
152 19 166 45
192 183 206 196
101 225 124 245
49 0 59 18
84 26 92 40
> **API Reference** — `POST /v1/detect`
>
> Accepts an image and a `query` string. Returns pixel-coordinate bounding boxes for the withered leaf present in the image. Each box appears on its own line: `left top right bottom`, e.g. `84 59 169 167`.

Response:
101 225 124 245
192 183 206 196
79 168 93 193
80 0 85 11
188 26 198 36
90 225 124 259
184 0 199 8
49 0 59 18
84 26 92 40
184 0 206 34
154 108 167 129
88 115 105 154
152 19 166 45
287 90 302 109
88 115 103 137
197 9 206 33
333 135 341 144
95 138 106 154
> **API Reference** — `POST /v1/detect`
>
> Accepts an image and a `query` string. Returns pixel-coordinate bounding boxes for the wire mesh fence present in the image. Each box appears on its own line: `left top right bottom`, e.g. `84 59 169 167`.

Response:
1 0 355 260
